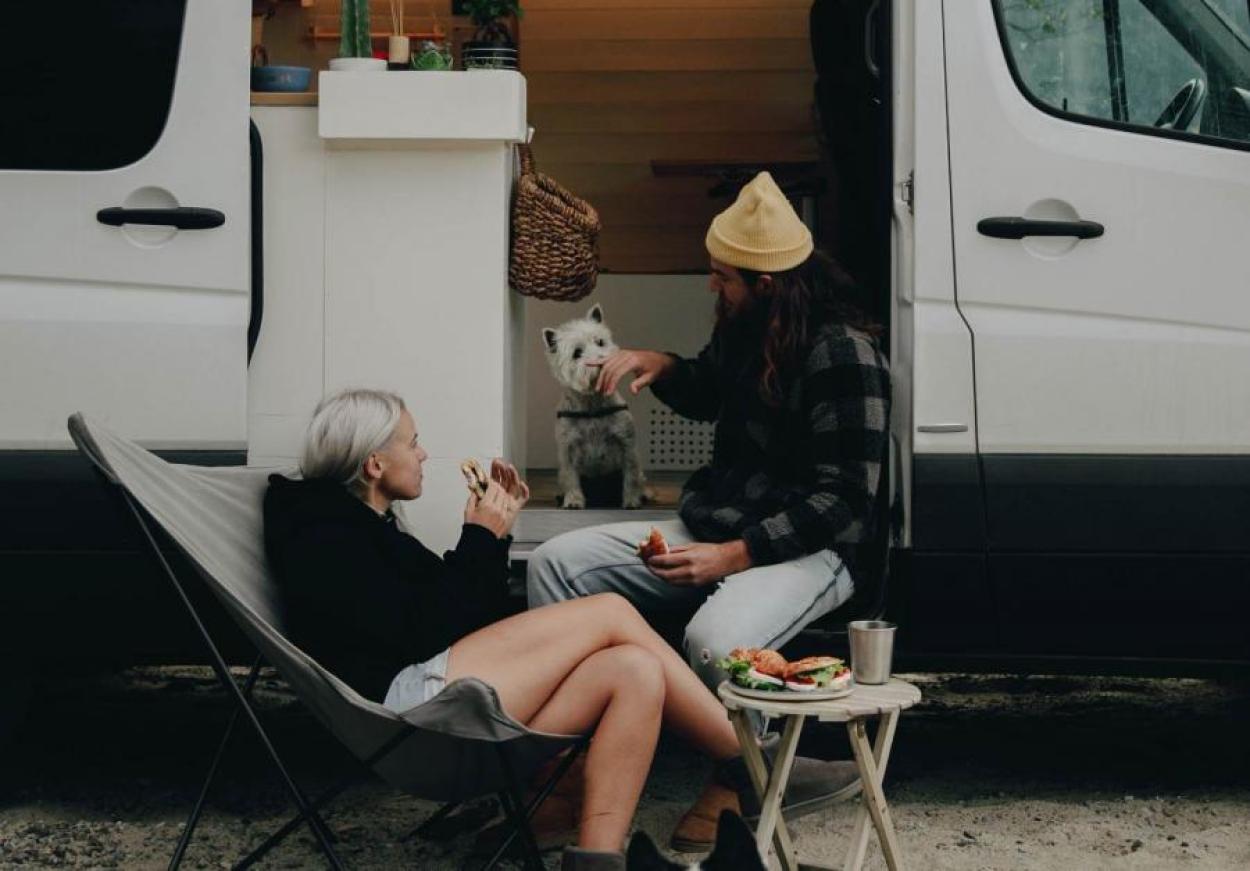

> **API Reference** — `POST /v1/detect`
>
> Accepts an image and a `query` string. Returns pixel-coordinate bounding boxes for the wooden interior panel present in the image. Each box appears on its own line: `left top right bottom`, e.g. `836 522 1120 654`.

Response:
520 1 819 272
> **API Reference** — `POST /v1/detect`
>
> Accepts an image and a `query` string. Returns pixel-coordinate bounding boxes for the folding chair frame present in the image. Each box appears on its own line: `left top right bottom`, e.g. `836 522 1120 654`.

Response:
101 476 586 871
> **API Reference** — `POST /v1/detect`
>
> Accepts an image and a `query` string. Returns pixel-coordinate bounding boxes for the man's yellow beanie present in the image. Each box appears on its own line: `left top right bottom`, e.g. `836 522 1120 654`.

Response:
705 171 813 273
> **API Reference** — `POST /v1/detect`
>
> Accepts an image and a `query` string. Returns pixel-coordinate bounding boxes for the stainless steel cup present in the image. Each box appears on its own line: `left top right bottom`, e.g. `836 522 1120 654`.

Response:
849 620 897 685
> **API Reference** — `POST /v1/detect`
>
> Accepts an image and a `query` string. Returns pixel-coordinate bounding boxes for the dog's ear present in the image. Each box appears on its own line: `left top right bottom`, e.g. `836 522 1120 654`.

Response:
542 328 558 352
702 810 766 871
626 830 682 870
587 303 604 323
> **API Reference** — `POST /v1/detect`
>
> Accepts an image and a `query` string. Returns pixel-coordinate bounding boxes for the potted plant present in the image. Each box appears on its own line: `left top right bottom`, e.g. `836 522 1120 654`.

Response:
460 0 522 70
329 0 385 71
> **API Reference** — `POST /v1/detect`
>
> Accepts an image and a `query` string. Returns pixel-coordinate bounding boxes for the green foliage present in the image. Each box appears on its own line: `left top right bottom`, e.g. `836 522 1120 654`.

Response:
338 0 373 58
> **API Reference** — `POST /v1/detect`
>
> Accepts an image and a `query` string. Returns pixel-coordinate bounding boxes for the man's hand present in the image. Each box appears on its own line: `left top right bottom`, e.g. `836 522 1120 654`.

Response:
591 349 676 396
645 540 753 587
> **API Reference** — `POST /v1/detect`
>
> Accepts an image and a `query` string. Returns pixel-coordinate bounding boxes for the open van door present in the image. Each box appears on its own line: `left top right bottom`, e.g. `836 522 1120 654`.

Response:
943 0 1250 661
0 1 250 449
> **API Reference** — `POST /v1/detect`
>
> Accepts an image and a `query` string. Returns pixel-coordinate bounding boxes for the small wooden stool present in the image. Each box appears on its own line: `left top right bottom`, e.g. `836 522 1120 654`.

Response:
717 679 921 871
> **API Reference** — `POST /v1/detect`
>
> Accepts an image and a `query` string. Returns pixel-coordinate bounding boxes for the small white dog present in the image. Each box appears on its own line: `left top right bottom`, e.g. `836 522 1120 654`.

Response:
542 304 647 509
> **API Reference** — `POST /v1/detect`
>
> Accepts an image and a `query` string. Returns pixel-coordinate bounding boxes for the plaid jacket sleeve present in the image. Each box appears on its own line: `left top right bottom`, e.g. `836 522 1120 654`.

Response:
650 335 723 422
740 332 890 566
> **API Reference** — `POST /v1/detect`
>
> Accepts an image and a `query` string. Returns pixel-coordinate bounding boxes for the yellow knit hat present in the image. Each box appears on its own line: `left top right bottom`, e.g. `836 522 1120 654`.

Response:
705 171 813 273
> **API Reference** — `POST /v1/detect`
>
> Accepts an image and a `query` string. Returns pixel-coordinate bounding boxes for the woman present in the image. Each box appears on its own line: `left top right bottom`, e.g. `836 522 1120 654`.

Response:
263 388 763 870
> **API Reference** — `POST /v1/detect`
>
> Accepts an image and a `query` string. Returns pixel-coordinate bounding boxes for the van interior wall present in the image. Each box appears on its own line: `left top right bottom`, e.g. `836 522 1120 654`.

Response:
522 277 713 471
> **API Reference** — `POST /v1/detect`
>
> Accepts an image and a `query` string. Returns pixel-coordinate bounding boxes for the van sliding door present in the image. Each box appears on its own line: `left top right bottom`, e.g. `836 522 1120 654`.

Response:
943 0 1250 661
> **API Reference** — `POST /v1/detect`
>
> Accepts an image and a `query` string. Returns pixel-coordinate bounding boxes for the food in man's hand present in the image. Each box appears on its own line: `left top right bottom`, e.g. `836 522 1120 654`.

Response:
783 655 851 692
718 648 850 693
460 459 490 497
636 527 669 560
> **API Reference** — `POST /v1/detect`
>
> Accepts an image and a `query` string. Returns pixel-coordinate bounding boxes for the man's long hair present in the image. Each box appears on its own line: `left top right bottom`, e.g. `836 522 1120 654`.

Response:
738 250 883 406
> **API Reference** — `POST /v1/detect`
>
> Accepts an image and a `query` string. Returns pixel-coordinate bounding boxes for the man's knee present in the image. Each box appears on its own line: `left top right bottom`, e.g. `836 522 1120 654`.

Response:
526 540 573 606
682 619 734 673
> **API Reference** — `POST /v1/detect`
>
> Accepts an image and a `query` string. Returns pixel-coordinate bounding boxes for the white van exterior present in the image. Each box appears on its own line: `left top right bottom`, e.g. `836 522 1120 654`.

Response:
2 0 1248 689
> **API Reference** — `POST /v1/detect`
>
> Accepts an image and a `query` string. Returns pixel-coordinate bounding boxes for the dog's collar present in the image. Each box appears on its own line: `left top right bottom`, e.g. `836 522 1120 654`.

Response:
557 404 629 420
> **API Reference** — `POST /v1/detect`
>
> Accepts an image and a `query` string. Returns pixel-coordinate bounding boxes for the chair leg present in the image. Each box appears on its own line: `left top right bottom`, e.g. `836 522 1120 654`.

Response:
169 655 265 871
480 745 549 871
120 493 346 871
236 723 419 868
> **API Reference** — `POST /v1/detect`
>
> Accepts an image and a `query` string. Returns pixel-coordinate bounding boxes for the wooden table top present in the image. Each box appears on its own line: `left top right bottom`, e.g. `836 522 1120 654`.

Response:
718 678 921 722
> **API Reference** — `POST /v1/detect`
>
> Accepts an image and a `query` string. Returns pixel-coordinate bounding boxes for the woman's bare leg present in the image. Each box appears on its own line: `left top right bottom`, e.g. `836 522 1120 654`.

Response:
521 644 665 850
445 593 739 760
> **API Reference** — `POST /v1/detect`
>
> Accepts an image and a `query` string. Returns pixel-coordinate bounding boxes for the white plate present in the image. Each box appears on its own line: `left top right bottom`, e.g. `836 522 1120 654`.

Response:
724 678 854 702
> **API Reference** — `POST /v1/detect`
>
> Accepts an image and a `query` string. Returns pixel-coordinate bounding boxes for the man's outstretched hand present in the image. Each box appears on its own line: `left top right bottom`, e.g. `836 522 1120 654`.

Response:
591 349 676 396
645 541 753 587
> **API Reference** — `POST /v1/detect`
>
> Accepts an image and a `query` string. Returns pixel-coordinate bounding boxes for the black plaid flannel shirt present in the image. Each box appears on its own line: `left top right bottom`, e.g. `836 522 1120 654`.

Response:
651 318 890 571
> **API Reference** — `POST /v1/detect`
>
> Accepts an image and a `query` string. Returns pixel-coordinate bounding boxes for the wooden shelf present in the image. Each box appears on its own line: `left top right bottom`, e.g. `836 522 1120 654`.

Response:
308 27 445 40
251 91 319 106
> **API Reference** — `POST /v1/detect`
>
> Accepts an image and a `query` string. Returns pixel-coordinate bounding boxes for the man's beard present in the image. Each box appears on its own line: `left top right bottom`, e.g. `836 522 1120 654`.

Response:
715 292 755 326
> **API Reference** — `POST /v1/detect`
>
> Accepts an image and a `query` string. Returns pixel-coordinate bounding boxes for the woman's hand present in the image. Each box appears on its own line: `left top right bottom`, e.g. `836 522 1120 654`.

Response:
645 541 752 587
591 349 676 396
465 479 522 539
490 459 530 508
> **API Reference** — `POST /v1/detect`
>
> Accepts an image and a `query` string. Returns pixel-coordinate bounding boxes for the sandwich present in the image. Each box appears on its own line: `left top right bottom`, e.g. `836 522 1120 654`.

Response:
717 648 851 693
783 656 851 693
636 527 669 560
460 458 490 498
717 647 789 692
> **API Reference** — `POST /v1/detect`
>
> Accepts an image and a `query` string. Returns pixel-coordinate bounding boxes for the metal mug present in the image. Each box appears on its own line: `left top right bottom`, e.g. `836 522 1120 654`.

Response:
849 620 896 685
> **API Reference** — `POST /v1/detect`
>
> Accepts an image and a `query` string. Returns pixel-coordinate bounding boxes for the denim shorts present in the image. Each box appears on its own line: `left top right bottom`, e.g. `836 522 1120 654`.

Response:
382 647 451 713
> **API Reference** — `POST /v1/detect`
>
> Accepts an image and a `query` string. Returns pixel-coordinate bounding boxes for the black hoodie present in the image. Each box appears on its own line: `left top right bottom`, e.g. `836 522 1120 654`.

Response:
263 475 511 703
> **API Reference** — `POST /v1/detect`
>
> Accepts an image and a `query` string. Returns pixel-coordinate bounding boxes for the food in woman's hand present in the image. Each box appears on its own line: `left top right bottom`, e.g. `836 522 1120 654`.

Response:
718 648 850 693
460 458 490 497
636 527 669 560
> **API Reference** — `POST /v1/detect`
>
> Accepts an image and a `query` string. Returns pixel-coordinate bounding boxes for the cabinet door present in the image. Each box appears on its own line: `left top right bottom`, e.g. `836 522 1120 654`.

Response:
944 0 1250 658
0 0 250 448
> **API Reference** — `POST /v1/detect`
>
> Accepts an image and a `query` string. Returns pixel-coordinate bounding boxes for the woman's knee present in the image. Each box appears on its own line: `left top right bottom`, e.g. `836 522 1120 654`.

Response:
602 643 665 702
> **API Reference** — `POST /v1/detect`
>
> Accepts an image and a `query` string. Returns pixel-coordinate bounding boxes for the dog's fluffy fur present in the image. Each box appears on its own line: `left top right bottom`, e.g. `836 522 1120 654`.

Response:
626 811 766 870
542 304 647 509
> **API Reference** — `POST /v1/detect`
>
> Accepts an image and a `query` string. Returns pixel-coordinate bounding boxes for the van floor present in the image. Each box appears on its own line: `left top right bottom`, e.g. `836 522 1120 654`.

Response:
523 468 686 509
511 469 686 560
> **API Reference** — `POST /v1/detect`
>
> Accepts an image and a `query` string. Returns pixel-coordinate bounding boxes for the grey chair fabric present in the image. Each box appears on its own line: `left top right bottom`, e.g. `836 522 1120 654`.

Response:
68 413 579 803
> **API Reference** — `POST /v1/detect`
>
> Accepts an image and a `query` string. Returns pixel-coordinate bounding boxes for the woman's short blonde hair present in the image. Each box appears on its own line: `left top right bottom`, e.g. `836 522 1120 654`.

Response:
300 388 406 491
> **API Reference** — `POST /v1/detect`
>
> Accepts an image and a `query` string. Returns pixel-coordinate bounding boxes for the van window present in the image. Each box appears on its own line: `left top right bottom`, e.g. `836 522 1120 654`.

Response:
994 0 1250 147
0 1 187 171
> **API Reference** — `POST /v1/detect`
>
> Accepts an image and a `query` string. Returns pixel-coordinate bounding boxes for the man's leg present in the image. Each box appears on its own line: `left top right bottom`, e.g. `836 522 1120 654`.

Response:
683 549 854 692
668 550 859 851
526 519 706 613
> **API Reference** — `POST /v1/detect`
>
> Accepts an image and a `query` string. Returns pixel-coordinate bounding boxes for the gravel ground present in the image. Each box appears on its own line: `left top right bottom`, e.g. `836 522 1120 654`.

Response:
1 668 1248 869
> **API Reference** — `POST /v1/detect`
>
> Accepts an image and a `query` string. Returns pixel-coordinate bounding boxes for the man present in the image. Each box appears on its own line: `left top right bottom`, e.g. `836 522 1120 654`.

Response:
528 171 891 850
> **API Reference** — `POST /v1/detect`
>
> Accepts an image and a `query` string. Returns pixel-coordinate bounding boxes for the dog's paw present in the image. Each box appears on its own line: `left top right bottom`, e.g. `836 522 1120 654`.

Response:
622 491 644 509
561 490 586 510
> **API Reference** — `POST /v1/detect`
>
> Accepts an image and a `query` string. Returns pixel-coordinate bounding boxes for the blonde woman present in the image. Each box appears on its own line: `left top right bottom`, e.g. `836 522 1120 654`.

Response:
265 389 854 869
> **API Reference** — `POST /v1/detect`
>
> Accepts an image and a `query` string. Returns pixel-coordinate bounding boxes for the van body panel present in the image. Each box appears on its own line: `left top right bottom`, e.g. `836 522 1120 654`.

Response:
944 0 1250 456
0 0 249 449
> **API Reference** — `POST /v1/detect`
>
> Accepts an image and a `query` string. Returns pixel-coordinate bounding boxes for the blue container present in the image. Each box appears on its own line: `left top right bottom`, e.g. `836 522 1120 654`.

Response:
250 65 312 92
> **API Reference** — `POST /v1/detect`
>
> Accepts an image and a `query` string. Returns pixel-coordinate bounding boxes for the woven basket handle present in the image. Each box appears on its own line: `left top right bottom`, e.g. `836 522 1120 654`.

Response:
517 143 535 177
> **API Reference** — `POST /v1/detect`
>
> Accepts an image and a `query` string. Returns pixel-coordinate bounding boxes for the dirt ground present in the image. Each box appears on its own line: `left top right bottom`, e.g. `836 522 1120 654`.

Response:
1 668 1248 869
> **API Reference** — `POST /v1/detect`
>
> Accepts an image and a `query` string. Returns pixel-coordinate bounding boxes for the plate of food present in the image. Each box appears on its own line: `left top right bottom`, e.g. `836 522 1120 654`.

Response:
718 647 854 701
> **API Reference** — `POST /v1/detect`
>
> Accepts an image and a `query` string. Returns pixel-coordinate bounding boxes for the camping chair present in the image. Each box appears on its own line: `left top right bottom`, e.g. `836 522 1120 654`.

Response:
67 413 587 870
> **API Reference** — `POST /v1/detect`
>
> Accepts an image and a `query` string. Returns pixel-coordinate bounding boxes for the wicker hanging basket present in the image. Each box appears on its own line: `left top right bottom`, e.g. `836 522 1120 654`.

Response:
509 144 601 302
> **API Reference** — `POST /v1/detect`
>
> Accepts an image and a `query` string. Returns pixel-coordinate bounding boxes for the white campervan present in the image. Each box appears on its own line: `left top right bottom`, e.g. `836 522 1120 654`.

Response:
2 0 1248 736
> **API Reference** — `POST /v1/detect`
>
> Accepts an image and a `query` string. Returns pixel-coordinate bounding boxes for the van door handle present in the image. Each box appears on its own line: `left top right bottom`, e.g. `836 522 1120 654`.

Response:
97 207 225 230
978 217 1104 240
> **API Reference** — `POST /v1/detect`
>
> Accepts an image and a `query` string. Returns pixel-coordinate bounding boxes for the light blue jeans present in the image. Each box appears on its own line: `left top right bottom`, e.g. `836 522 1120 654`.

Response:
526 519 854 693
